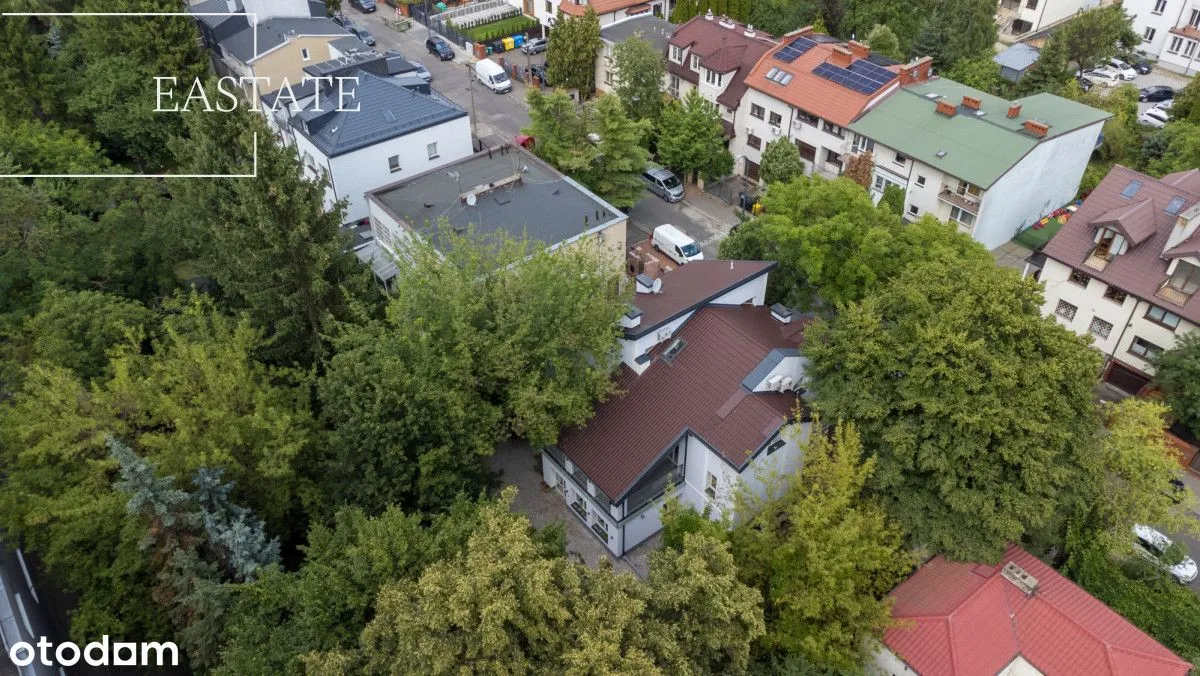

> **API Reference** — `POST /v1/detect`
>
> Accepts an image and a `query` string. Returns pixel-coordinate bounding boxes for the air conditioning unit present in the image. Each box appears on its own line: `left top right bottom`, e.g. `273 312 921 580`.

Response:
771 126 782 136
766 374 783 390
657 328 673 342
780 376 795 391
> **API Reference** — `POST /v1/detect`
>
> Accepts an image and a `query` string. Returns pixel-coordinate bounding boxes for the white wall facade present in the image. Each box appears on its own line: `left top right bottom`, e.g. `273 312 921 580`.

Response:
1159 29 1200 76
1129 0 1200 74
732 87 858 182
293 115 473 224
534 1 669 31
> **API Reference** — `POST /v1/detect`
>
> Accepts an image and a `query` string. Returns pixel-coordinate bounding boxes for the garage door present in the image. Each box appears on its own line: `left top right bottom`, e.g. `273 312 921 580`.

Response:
1104 361 1151 395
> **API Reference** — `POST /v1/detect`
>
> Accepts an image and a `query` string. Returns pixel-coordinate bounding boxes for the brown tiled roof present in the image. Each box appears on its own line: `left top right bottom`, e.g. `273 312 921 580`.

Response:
558 305 807 499
667 15 777 110
558 0 647 17
627 260 776 338
1042 164 1200 324
1092 200 1157 245
1166 231 1200 258
745 34 899 128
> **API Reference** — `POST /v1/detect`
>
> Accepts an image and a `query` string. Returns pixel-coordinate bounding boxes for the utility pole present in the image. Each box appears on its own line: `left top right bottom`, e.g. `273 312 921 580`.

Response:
425 0 432 38
466 60 479 151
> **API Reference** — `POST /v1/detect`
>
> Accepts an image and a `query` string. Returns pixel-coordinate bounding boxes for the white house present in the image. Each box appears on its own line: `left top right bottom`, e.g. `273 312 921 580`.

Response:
595 14 674 95
1038 165 1200 394
848 78 1110 250
287 70 472 224
995 0 1107 44
543 260 811 556
532 0 672 32
1129 0 1200 75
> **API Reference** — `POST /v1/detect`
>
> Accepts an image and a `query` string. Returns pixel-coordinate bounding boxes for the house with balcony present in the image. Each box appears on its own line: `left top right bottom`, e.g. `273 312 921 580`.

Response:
209 15 352 99
848 78 1109 250
595 14 675 95
539 0 672 30
664 13 777 140
542 260 811 556
733 26 926 183
1129 0 1200 75
995 0 1107 45
1038 165 1200 395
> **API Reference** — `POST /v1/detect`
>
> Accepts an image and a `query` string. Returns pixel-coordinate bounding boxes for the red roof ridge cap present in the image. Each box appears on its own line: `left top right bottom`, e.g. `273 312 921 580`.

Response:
1107 643 1192 669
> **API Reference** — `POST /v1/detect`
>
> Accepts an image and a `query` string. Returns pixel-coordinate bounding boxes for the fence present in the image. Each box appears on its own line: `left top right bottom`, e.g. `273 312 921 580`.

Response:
705 174 759 209
411 1 524 48
410 3 471 47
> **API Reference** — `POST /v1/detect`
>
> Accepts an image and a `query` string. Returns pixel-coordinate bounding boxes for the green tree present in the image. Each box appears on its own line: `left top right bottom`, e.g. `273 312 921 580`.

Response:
730 421 912 671
749 0 817 37
844 0 934 57
23 286 154 381
1155 332 1200 436
1076 84 1140 165
864 24 902 61
1171 76 1200 124
909 13 945 64
843 150 873 189
68 55 182 169
943 54 1004 95
879 183 905 215
1145 121 1200 176
803 259 1103 561
546 8 602 95
579 94 653 208
908 0 995 67
0 12 60 121
656 89 734 182
1016 36 1072 96
613 34 667 123
759 136 805 186
1055 5 1138 72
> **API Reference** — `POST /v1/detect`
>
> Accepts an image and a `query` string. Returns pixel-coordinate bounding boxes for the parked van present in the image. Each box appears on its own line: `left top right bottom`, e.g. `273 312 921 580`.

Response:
642 166 684 202
475 59 512 94
652 224 703 265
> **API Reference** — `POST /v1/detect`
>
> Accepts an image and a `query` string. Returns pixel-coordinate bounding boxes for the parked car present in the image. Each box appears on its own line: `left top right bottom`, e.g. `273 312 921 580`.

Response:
1079 68 1120 87
350 26 375 47
529 63 551 86
1075 75 1094 92
1156 98 1175 111
331 13 355 29
521 37 548 54
1138 106 1171 128
652 224 703 265
1130 57 1154 74
1139 85 1175 102
426 36 454 61
1100 58 1138 80
1133 524 1198 584
642 166 684 202
349 0 377 12
475 59 512 93
411 60 432 82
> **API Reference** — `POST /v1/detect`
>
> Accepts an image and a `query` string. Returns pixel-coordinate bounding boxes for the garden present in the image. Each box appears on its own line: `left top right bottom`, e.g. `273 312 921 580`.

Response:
449 14 539 43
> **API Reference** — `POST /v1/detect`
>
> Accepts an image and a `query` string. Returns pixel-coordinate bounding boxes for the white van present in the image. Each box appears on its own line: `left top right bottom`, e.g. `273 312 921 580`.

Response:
475 59 512 94
652 224 703 265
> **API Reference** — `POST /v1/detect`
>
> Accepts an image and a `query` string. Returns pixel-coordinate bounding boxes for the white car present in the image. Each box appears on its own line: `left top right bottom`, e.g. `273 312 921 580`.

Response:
1080 68 1121 87
1155 98 1175 111
1138 107 1170 128
1102 58 1138 80
1133 524 1198 583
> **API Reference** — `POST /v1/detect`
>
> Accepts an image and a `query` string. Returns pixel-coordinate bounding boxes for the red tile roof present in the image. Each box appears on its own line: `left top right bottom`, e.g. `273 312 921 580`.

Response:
885 545 1192 676
1042 164 1200 325
558 305 807 498
745 33 901 128
558 0 646 17
628 260 776 338
666 15 777 110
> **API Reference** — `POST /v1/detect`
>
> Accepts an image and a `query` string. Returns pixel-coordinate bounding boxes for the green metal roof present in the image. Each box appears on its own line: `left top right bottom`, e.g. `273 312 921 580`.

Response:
848 79 1111 189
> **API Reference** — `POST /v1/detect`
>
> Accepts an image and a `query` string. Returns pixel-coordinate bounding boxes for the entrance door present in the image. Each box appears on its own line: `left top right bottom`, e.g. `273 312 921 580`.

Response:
1104 361 1150 395
744 159 760 182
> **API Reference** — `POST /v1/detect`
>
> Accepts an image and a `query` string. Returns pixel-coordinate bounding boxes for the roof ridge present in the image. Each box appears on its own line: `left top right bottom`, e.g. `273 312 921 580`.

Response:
1107 642 1192 668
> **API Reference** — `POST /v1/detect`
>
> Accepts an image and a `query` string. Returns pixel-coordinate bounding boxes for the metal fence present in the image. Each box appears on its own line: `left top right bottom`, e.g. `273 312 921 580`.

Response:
705 174 760 209
410 3 471 48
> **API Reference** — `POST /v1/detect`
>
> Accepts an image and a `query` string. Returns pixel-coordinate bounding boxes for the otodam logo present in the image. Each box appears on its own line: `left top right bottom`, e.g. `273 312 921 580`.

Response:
8 636 178 668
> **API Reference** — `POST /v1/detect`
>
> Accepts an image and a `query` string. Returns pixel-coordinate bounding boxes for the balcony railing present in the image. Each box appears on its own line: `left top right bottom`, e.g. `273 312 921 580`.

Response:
1156 283 1192 307
938 185 982 212
1083 248 1113 272
570 498 587 520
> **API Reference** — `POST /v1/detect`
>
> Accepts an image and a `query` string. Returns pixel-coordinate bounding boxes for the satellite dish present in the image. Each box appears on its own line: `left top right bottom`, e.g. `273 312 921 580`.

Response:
466 193 477 206
651 278 662 293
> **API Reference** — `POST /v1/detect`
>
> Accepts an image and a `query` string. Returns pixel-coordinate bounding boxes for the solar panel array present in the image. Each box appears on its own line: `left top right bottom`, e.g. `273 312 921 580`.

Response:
775 36 816 63
812 59 893 95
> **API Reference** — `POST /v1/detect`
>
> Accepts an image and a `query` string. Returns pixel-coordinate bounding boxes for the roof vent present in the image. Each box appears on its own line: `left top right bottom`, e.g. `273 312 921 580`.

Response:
744 24 756 37
704 8 713 20
923 92 940 100
718 16 736 29
1000 562 1039 596
1007 103 1022 118
771 303 792 324
1022 119 1049 138
935 99 957 117
936 150 947 158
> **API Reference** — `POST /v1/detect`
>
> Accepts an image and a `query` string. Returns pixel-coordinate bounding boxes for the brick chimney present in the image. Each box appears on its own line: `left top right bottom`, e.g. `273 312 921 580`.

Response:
1022 119 1049 137
898 56 934 86
962 95 981 110
828 46 853 68
848 40 870 60
935 99 957 117
1007 103 1022 118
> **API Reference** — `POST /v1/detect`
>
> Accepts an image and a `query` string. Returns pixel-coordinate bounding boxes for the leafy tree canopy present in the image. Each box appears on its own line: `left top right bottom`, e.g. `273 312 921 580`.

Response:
613 35 667 123
546 8 603 95
1155 332 1200 437
22 286 154 382
864 24 902 60
759 136 805 186
943 53 1004 95
656 88 734 182
1055 5 1138 72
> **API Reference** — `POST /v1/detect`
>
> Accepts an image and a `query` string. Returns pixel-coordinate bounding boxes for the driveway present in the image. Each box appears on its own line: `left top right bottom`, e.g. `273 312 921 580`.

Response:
628 185 741 258
488 440 652 578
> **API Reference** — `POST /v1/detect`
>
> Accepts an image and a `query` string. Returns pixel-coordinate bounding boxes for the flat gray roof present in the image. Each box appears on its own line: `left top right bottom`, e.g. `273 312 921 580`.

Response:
369 145 624 250
600 15 676 53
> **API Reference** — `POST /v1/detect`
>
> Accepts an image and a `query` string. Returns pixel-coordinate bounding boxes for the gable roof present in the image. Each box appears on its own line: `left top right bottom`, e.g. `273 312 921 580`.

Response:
188 0 245 27
291 71 467 157
1042 164 1200 324
218 16 348 64
1092 199 1157 245
558 0 648 16
557 305 807 499
666 15 777 110
627 260 776 338
849 79 1111 188
885 545 1191 676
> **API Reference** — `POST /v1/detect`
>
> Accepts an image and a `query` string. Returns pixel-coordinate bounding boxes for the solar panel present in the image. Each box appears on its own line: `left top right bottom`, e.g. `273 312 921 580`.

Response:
812 62 885 95
775 36 816 63
848 59 895 89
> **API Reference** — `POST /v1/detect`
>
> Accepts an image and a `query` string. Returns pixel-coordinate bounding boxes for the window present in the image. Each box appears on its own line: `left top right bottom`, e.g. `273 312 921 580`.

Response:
915 175 926 187
908 204 919 216
824 148 842 170
1130 336 1164 360
387 155 400 173
1144 27 1157 42
1167 196 1187 214
1167 261 1200 295
1168 36 1184 54
1025 0 1038 7
1153 0 1167 13
705 472 717 498
764 67 793 85
1054 300 1078 321
768 111 782 126
949 205 976 227
747 134 762 150
553 472 566 495
894 152 908 165
604 70 613 85
956 180 982 199
426 142 439 160
302 151 315 171
704 69 723 86
1146 305 1182 330
690 54 700 70
822 120 845 138
668 74 680 98
750 103 765 120
670 442 683 465
1068 269 1091 287
592 517 609 539
545 0 552 12
300 48 311 61
797 110 819 126
796 140 816 161
853 134 874 152
1185 40 1198 58
1093 227 1126 260
1103 286 1128 304
671 45 683 62
1089 316 1113 338
1192 8 1200 26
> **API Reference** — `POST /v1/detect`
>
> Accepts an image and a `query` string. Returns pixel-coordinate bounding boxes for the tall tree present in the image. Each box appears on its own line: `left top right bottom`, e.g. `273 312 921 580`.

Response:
938 0 999 67
943 53 1004 95
1145 121 1200 176
656 89 734 182
1170 76 1200 124
864 24 902 60
1055 5 1138 72
1016 36 1072 96
803 259 1103 561
909 12 946 65
22 286 154 381
546 8 602 96
749 0 817 37
843 150 874 189
844 0 937 55
1155 332 1200 437
0 12 60 122
759 136 805 186
613 34 667 123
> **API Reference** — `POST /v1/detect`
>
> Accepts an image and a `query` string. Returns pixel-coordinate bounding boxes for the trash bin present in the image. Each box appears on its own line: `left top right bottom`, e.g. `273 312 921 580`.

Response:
473 42 487 60
502 36 515 52
491 39 506 53
512 34 525 47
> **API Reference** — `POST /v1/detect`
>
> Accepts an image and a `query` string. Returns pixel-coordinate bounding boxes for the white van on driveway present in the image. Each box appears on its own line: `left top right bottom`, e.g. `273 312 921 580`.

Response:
652 224 704 265
475 59 512 94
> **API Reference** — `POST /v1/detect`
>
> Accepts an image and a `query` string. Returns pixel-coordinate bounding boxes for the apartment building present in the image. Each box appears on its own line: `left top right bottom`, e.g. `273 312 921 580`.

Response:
995 0 1106 44
1130 0 1200 75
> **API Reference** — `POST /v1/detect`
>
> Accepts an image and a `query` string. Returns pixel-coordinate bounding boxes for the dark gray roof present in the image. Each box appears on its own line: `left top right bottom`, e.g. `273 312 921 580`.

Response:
304 50 386 78
218 16 349 63
291 71 467 157
600 15 675 53
383 50 420 76
994 44 1040 72
330 35 370 54
188 0 244 27
369 146 624 251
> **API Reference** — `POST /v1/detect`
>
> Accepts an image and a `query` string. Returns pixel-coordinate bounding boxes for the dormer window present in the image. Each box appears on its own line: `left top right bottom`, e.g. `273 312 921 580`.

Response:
671 45 683 62
1085 227 1127 271
704 69 723 86
1165 260 1200 298
690 54 700 70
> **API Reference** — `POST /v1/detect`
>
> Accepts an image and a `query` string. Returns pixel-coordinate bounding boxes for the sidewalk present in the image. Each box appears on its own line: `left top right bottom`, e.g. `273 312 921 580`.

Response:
681 185 740 232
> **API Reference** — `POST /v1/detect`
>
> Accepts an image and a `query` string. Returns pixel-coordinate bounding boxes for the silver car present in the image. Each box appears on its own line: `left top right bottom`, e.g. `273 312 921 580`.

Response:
1133 524 1198 583
642 167 683 203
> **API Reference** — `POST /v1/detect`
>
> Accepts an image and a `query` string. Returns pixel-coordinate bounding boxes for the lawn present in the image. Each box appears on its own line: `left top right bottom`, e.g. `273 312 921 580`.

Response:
1013 199 1082 250
451 15 538 43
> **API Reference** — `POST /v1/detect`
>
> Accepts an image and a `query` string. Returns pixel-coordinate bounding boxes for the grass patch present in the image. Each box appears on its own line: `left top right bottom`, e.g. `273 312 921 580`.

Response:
451 14 538 43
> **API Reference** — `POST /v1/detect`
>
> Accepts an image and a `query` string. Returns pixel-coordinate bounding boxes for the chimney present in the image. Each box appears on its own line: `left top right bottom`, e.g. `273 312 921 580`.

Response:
848 40 870 60
1000 562 1039 596
704 8 714 20
898 56 933 86
744 24 756 38
1007 103 1022 118
935 99 957 117
1023 119 1049 138
828 46 853 69
961 95 981 110
771 303 793 324
635 273 655 293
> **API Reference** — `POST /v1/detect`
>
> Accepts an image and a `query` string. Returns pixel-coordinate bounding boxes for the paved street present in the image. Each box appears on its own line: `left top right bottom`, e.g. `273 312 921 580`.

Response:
1170 471 1200 594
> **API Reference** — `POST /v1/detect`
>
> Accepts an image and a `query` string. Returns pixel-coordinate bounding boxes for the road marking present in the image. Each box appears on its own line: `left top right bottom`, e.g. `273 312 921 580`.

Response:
15 593 32 640
15 551 36 605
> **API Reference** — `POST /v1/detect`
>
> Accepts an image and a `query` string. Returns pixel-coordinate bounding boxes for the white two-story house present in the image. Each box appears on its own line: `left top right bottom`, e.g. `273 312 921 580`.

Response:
734 27 928 183
543 260 811 556
1039 165 1200 394
848 78 1110 250
995 0 1108 44
538 0 671 30
1129 0 1200 75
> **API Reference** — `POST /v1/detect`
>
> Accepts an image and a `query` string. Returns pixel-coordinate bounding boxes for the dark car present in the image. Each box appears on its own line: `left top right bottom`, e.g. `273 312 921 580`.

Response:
1139 85 1175 102
521 37 548 54
350 25 375 47
529 63 551 85
331 13 355 29
1075 75 1093 92
426 36 454 61
349 0 377 12
1131 57 1154 74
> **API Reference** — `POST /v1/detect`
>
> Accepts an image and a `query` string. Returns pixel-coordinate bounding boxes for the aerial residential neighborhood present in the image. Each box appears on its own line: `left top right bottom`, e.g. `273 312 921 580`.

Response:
3 0 1200 674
